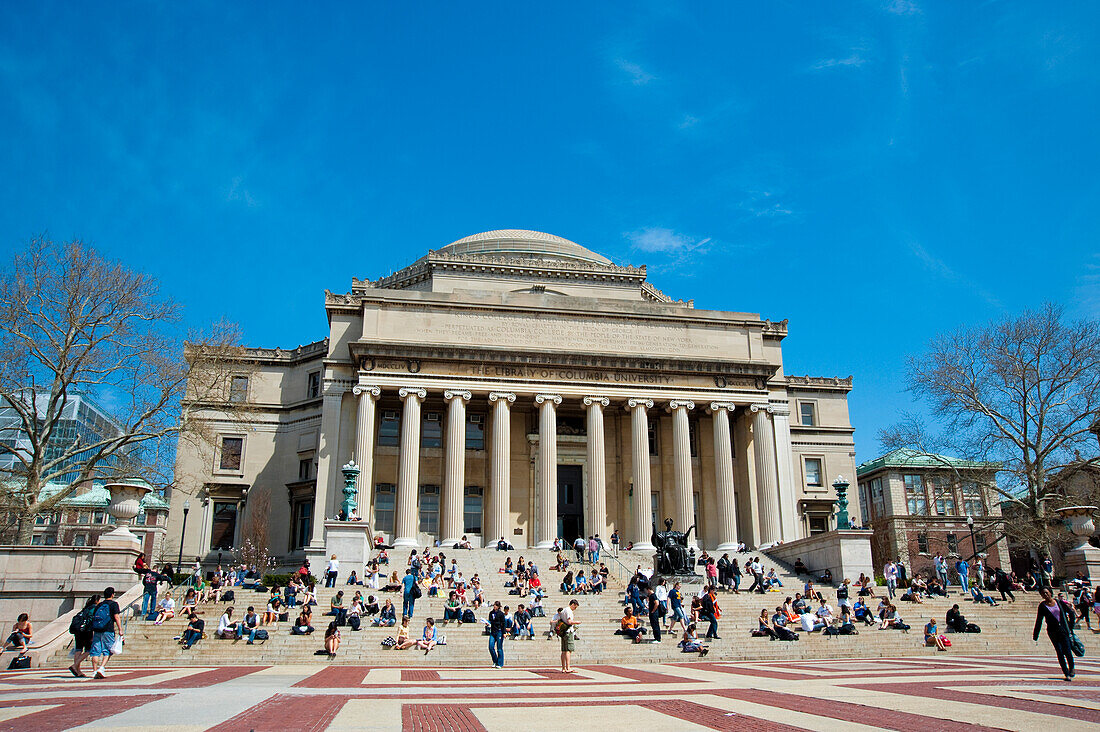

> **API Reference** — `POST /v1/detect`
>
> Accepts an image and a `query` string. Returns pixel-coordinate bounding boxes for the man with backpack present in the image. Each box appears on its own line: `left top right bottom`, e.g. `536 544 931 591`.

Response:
89 586 122 679
68 594 99 677
402 568 420 619
141 567 167 617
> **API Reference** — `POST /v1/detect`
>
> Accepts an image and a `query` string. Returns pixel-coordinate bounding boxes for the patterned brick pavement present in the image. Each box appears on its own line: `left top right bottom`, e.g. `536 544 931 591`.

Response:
0 656 1097 731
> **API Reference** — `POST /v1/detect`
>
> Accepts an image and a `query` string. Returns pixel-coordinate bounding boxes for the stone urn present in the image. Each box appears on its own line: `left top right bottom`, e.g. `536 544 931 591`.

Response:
98 478 153 550
1056 506 1098 551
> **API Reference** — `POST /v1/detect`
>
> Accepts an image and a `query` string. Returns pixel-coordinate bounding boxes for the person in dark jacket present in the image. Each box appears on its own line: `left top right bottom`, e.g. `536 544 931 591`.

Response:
700 587 720 639
995 567 1016 603
646 589 663 642
1033 588 1078 681
487 601 506 668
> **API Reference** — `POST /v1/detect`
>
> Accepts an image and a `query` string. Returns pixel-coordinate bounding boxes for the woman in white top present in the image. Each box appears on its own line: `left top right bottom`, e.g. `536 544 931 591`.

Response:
154 592 175 625
217 607 238 639
326 554 340 587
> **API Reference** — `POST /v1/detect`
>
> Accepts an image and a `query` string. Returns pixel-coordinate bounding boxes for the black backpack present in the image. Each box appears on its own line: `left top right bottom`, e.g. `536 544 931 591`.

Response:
461 609 476 623
410 582 422 600
69 606 93 635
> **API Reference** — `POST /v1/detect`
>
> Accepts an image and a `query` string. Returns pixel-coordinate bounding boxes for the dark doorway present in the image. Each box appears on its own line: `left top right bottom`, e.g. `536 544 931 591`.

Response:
557 464 584 543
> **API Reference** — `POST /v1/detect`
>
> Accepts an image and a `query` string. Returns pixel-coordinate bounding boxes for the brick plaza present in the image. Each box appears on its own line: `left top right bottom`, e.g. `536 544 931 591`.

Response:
1 655 1098 731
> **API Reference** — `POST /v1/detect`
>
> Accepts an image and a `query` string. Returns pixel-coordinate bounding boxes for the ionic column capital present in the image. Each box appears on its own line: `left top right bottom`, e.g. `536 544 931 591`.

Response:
398 387 427 401
488 391 516 404
443 389 472 402
667 399 695 412
627 398 654 410
583 396 610 408
708 401 737 413
535 393 562 406
352 385 381 398
750 402 773 415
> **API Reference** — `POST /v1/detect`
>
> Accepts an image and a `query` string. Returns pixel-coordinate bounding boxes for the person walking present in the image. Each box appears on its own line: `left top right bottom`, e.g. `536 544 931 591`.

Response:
884 561 897 600
700 585 720 639
646 588 663 643
89 586 122 679
1033 588 1079 681
1041 556 1055 590
895 557 908 590
610 530 619 556
558 599 580 673
325 554 340 588
974 557 985 589
68 594 99 678
667 581 687 635
995 567 1016 603
487 601 506 668
401 568 418 618
955 557 970 594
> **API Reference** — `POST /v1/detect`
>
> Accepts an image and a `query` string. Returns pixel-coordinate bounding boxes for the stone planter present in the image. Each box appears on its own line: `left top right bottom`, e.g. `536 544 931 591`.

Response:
1056 505 1100 582
97 478 153 550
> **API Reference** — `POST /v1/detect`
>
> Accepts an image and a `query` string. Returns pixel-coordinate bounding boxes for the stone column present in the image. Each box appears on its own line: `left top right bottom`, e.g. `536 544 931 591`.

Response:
583 396 609 543
309 387 344 549
668 399 697 549
534 394 562 550
628 398 656 553
751 403 782 545
440 390 471 546
710 402 739 551
394 387 426 548
352 385 381 521
486 392 515 544
770 403 799 541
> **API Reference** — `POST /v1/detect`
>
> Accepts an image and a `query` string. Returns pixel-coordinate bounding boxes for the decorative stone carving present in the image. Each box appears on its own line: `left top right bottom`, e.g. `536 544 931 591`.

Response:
398 387 427 400
352 385 381 398
582 396 610 407
488 391 516 403
534 393 562 406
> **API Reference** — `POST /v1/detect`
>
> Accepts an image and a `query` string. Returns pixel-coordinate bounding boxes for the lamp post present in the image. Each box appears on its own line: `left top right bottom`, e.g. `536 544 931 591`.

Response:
833 475 851 530
177 500 190 581
966 515 977 561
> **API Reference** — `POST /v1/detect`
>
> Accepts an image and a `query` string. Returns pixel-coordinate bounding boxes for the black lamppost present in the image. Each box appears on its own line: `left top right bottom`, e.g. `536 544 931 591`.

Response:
177 500 190 581
966 515 978 561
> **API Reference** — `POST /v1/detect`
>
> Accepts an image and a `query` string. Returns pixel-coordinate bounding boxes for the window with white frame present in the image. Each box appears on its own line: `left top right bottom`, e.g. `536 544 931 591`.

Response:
218 436 244 471
307 371 321 399
419 485 440 534
378 410 400 447
229 375 249 403
374 483 395 533
961 481 985 516
422 412 442 448
799 401 816 427
931 475 957 515
466 413 485 450
870 477 886 515
904 474 928 515
804 457 824 487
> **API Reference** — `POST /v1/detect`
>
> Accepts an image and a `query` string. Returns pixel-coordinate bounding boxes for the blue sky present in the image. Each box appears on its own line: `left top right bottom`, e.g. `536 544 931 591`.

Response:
1 1 1097 458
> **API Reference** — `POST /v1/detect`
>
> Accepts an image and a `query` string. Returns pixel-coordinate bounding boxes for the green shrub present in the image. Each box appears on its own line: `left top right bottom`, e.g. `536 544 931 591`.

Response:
262 572 316 588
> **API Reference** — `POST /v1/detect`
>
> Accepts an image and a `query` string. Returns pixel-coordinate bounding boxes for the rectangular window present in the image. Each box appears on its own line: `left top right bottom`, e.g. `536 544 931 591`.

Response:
298 457 313 481
961 482 985 516
77 511 90 525
466 413 485 450
799 401 816 427
219 436 244 471
419 485 440 534
378 410 400 447
374 483 396 533
917 531 929 554
307 371 321 399
871 477 886 516
974 532 988 555
858 483 871 521
693 492 700 532
809 516 828 534
464 486 483 534
292 500 313 550
229 375 249 403
904 474 928 515
648 420 659 456
210 501 238 550
93 510 106 524
73 533 87 547
30 534 43 546
651 491 660 523
44 534 57 546
946 533 959 555
804 458 823 487
932 476 957 515
688 420 699 457
422 412 442 448
135 512 147 526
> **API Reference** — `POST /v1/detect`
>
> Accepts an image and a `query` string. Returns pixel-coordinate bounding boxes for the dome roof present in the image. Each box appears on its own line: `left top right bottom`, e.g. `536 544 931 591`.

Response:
439 230 611 265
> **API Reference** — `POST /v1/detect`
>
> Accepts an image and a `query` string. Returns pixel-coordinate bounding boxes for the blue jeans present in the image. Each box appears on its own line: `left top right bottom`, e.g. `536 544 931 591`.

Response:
701 612 719 638
142 589 156 616
91 631 116 657
959 571 969 590
1052 635 1075 678
402 594 415 618
733 575 741 590
886 578 897 599
246 625 258 642
511 622 533 638
489 631 504 667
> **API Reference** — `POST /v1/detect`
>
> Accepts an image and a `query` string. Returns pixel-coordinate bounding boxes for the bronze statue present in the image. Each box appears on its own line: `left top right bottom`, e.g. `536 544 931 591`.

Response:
652 518 696 575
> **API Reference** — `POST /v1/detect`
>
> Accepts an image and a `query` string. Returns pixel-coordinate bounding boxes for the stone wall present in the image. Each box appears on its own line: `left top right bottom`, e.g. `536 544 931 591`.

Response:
766 529 874 584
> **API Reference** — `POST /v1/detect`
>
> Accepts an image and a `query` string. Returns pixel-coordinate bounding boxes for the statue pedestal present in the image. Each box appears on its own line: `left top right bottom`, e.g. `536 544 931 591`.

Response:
1064 544 1100 583
324 520 372 573
654 572 704 587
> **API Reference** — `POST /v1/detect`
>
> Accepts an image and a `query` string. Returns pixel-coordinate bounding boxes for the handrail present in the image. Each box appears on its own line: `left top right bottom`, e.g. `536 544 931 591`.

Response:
0 581 143 669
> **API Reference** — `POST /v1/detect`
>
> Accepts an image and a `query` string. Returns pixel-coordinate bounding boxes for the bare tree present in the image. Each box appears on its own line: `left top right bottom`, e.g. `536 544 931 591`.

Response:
886 304 1100 552
0 237 240 543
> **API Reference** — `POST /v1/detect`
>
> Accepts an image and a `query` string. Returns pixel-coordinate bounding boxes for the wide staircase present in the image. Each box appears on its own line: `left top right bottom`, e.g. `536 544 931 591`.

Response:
45 548 1100 667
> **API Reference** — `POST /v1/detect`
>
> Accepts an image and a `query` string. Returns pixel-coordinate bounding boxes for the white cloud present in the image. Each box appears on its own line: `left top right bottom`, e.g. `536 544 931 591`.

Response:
738 191 795 218
614 58 655 85
811 53 868 71
678 114 700 129
226 176 260 208
885 0 921 15
625 227 710 254
907 239 1002 308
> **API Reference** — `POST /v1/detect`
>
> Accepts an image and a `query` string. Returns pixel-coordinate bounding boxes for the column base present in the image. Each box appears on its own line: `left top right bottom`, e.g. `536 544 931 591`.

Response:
440 536 462 548
533 540 555 550
631 541 656 553
392 536 419 548
715 542 740 552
